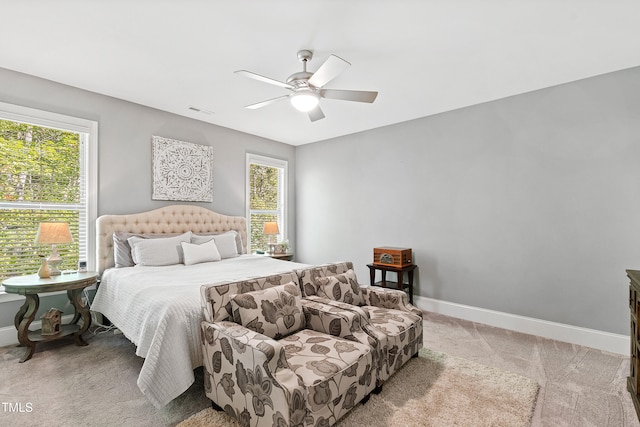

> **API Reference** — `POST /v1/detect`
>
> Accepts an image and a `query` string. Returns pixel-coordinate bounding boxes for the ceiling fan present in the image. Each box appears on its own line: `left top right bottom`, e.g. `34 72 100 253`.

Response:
235 50 378 122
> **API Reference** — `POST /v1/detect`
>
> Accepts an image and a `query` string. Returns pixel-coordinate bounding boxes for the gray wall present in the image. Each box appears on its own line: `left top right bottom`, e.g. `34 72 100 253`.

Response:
0 67 296 329
3 64 640 337
296 66 640 336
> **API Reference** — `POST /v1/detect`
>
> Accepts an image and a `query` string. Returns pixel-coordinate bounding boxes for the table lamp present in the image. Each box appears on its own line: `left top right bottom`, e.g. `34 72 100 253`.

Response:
263 222 279 254
34 222 73 277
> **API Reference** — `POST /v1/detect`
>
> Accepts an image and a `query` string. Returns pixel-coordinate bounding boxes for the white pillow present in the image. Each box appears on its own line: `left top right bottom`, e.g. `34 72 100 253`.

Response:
213 232 239 259
128 231 192 266
181 239 221 265
113 231 180 268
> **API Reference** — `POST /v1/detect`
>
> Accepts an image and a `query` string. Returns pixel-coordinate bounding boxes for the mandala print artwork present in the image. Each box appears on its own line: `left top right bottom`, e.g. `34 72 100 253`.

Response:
152 136 213 202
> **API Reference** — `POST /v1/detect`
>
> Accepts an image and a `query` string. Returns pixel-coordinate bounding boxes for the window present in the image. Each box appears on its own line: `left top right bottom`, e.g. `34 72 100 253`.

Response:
0 102 97 283
246 154 287 253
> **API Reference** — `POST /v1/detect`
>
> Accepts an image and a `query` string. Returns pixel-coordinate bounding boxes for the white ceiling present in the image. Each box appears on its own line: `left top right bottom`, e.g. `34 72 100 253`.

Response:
1 1 639 146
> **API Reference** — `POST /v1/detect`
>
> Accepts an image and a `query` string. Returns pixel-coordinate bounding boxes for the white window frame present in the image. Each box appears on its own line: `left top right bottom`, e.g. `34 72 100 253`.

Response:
245 153 288 252
0 102 98 301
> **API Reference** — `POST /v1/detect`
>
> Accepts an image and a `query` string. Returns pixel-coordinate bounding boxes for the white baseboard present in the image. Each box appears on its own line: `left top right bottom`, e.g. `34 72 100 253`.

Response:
0 314 76 348
414 296 629 356
2 296 627 356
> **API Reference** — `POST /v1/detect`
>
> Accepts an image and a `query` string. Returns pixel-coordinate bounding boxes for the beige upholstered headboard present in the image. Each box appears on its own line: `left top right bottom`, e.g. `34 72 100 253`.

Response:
96 205 247 274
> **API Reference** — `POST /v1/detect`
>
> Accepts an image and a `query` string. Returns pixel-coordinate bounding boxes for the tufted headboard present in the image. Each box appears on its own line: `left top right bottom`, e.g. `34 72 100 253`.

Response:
96 205 247 274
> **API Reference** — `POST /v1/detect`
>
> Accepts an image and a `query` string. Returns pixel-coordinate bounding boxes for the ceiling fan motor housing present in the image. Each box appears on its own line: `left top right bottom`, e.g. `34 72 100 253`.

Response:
287 71 314 88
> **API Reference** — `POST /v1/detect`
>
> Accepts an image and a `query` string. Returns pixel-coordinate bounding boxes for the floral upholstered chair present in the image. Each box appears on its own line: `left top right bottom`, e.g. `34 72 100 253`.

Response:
296 262 423 388
200 271 377 427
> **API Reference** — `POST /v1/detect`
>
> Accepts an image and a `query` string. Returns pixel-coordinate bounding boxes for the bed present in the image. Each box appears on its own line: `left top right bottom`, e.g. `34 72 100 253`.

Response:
91 205 308 408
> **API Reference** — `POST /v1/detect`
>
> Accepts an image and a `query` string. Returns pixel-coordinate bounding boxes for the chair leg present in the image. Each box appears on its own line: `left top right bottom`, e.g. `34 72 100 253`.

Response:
211 401 223 412
373 384 383 394
361 393 371 405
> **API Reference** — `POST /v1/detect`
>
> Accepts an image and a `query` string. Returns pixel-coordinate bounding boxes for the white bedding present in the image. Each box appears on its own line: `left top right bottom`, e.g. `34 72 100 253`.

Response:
91 254 309 408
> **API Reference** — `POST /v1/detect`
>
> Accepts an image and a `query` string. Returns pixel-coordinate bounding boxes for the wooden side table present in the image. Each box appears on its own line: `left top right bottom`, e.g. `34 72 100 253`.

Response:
256 252 295 261
367 263 417 304
268 252 294 261
2 271 98 362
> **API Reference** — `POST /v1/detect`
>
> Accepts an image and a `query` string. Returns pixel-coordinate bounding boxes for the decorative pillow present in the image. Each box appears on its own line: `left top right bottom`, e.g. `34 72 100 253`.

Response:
316 269 365 306
192 230 244 255
127 231 192 266
230 282 305 339
190 234 214 245
181 238 221 265
211 232 239 259
113 231 180 268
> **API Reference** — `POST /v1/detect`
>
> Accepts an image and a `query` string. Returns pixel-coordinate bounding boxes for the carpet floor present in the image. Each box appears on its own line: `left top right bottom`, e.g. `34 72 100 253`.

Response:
178 347 538 427
0 311 637 426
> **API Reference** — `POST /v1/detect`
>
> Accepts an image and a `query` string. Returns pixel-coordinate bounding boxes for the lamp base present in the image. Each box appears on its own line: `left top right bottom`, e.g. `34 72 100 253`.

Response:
47 256 63 276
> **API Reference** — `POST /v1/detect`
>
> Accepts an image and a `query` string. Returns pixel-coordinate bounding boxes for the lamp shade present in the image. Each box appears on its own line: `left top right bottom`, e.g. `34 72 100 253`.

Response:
263 222 279 235
34 222 73 245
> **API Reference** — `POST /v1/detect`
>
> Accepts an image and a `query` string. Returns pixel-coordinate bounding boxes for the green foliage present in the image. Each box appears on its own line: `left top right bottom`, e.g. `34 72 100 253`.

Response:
1 209 80 279
249 164 278 210
0 119 81 279
249 163 281 252
0 119 80 203
250 213 278 252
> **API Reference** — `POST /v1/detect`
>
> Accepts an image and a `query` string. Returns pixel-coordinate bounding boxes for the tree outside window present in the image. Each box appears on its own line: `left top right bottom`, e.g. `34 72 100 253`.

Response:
246 154 287 253
0 106 96 281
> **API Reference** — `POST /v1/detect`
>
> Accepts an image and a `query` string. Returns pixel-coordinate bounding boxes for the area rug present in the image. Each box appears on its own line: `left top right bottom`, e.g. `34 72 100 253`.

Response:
177 348 539 427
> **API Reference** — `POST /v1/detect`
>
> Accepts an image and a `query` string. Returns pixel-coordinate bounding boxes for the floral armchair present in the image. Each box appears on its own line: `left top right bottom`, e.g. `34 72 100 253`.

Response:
200 272 377 427
296 262 423 387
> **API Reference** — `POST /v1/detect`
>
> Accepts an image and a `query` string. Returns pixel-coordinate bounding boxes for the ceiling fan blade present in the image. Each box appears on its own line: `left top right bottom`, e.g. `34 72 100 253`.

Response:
320 89 378 103
308 54 350 88
245 95 289 110
235 70 294 90
308 106 325 122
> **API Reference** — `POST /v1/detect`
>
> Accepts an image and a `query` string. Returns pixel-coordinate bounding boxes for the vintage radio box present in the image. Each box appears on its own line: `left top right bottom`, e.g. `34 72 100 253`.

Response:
373 247 412 267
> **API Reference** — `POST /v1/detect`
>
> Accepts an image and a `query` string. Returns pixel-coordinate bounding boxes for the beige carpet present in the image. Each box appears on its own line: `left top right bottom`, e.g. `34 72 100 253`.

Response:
179 348 539 427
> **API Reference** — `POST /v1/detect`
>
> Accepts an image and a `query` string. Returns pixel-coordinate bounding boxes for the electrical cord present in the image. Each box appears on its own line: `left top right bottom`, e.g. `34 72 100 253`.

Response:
80 287 118 335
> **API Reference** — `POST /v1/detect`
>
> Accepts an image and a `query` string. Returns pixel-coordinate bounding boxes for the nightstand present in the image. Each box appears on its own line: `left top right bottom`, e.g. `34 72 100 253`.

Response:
257 252 294 261
367 263 417 304
2 271 97 362
268 252 294 261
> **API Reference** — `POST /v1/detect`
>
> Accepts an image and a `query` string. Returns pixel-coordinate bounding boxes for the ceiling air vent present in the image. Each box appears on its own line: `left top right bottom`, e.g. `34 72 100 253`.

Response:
188 106 214 114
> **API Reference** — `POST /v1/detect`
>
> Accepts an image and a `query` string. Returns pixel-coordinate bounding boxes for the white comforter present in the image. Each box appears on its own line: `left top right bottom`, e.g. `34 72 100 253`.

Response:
91 255 308 408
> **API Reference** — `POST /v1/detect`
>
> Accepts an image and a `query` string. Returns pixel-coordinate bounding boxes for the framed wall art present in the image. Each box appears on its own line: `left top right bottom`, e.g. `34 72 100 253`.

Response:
152 136 213 202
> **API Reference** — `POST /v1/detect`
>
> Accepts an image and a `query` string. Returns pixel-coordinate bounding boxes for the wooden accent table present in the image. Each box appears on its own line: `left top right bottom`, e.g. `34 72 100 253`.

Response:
627 270 640 421
367 263 417 304
256 252 295 261
2 272 97 362
268 252 294 261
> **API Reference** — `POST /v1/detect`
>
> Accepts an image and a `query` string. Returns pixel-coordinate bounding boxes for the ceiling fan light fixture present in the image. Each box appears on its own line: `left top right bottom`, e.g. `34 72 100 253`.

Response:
290 90 319 112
